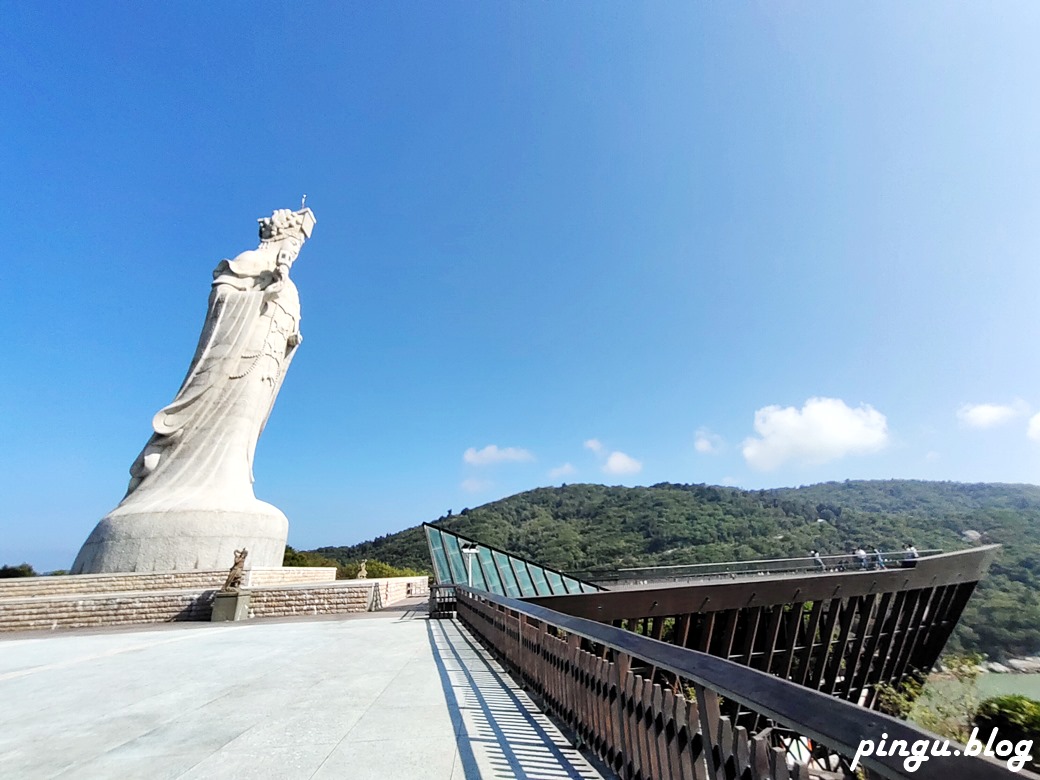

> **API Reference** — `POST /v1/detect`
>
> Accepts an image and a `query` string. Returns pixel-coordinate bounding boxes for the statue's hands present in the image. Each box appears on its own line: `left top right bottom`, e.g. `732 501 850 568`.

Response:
288 332 303 348
261 262 289 295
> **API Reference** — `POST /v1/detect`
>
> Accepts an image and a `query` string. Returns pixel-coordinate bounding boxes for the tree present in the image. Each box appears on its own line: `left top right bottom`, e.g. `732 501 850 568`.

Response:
337 559 424 579
975 695 1040 773
0 563 37 578
876 654 982 742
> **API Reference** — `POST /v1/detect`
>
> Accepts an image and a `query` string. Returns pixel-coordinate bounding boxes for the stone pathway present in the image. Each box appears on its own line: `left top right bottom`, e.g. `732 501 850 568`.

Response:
0 607 604 779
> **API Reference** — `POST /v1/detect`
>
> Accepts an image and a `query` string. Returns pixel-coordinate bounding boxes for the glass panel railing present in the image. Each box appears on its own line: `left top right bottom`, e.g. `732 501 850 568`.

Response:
512 558 536 596
478 547 504 595
421 523 603 596
544 570 565 595
528 566 551 596
561 576 586 594
426 528 452 584
442 532 469 584
493 551 521 598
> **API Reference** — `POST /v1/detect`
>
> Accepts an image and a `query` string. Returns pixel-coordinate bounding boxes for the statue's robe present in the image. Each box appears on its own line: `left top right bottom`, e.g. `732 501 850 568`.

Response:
124 273 301 506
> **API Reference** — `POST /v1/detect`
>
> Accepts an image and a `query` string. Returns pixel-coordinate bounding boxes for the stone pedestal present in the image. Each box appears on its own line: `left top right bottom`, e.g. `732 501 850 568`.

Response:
73 502 288 573
211 590 251 622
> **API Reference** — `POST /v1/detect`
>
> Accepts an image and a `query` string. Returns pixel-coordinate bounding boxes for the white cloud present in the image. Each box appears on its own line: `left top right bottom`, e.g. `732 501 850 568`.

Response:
1028 413 1040 442
694 428 723 454
463 445 534 466
742 397 889 471
460 478 492 493
957 401 1028 429
603 451 642 475
925 451 941 462
583 438 604 454
549 463 576 479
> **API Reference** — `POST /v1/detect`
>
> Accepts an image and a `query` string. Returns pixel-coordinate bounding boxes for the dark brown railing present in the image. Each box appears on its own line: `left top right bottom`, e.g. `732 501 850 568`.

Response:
429 583 457 617
454 585 1023 780
529 546 999 712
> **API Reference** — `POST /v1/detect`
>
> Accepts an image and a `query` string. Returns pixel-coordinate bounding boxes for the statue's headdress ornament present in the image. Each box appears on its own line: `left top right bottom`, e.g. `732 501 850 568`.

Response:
259 208 317 243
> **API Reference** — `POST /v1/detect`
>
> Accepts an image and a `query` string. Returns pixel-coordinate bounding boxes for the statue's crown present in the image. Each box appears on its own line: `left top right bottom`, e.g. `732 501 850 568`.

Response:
258 208 317 243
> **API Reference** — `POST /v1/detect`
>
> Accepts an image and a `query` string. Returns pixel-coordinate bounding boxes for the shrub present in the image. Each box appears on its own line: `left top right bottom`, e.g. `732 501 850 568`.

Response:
337 559 424 579
975 695 1040 772
0 563 37 578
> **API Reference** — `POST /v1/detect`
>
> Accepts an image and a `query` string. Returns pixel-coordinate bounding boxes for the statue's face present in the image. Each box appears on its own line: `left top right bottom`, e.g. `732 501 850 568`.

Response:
275 237 303 271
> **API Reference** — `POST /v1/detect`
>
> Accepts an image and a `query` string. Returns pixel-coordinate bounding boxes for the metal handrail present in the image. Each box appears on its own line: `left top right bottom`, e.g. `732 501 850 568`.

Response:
571 549 942 583
455 585 1021 780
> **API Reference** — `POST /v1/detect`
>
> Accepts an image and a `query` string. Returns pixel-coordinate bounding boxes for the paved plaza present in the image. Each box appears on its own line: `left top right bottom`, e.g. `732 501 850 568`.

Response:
0 602 604 779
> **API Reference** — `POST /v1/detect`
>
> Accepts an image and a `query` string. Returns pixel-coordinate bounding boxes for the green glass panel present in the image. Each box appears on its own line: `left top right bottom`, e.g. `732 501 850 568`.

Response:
544 570 565 595
422 523 602 595
470 548 490 590
493 551 521 598
478 547 504 595
442 533 469 584
426 528 452 584
561 576 584 594
512 559 536 596
528 566 551 596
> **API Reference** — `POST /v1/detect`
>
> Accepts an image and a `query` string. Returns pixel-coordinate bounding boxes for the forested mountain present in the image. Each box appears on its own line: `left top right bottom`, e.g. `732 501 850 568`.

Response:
314 480 1040 660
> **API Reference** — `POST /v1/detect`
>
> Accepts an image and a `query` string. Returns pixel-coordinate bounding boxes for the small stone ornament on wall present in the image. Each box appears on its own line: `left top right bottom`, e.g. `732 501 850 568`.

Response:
221 548 249 592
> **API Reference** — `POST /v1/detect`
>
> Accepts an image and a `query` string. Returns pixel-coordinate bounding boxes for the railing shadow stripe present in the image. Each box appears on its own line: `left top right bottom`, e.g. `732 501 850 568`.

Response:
425 618 602 779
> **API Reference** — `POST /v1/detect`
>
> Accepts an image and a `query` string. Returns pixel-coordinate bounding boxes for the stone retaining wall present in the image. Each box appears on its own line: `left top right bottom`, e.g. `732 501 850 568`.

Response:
246 567 337 587
248 583 375 618
0 576 429 632
0 590 215 632
0 567 337 599
248 577 431 618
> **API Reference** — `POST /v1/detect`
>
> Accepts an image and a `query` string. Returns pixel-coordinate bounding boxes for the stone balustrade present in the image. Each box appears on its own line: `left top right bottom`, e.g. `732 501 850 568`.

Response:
0 575 429 632
0 590 216 632
0 567 337 599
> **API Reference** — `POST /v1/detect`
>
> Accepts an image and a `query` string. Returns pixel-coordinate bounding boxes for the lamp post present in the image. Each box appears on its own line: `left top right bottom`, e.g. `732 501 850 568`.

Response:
461 543 478 588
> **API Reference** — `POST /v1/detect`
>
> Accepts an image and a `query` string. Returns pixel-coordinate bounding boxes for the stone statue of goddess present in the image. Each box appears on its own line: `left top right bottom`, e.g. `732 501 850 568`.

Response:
72 207 317 573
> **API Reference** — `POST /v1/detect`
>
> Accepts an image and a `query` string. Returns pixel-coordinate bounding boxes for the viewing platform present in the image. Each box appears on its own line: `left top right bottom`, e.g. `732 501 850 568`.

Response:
0 600 603 779
568 549 945 589
3 544 1028 779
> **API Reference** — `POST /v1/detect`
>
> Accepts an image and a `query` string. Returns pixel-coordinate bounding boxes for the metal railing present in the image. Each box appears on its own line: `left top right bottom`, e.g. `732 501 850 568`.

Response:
527 547 1002 713
429 583 457 618
454 585 1021 780
570 550 943 586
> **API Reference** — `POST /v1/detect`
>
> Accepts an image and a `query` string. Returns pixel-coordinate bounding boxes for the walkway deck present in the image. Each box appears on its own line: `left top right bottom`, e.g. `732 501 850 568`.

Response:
0 600 603 779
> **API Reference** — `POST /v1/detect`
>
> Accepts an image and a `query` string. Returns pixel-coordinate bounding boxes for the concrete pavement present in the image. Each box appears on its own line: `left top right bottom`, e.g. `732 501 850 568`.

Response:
0 601 604 779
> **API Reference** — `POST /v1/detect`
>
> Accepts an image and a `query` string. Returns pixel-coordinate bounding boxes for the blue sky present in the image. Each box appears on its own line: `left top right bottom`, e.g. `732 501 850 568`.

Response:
3 3 1040 571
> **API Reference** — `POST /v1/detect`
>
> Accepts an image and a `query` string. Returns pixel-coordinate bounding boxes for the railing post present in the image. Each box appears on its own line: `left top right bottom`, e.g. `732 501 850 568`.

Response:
695 684 726 780
612 652 632 777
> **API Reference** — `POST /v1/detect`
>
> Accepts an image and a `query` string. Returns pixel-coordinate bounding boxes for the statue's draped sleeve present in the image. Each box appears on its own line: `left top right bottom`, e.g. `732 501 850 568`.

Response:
151 290 264 437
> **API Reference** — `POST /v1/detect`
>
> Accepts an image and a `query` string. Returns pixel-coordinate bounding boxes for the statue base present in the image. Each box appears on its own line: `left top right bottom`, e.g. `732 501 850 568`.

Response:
70 500 288 574
211 590 252 621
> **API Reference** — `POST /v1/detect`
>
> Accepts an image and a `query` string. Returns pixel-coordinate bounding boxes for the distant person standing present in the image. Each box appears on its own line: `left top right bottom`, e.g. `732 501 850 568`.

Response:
872 547 886 570
855 547 869 569
901 543 920 568
811 550 825 571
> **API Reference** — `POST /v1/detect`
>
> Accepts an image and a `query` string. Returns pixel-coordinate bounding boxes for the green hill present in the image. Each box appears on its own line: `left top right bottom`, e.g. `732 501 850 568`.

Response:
314 480 1040 661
